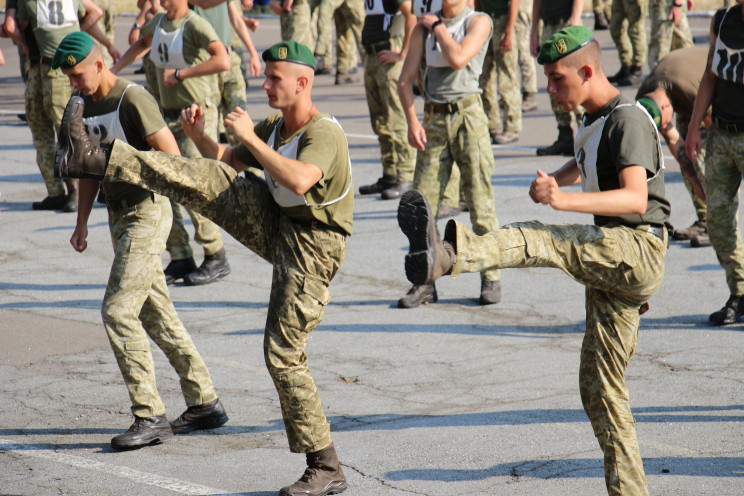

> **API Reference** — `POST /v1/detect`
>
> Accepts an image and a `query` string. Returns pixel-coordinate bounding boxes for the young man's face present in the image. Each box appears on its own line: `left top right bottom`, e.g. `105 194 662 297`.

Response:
62 60 100 96
262 61 304 109
544 60 586 113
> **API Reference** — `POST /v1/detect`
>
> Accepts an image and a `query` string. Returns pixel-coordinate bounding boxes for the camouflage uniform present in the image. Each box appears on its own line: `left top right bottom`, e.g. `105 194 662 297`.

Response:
25 60 72 197
315 0 364 74
280 0 315 48
104 193 218 417
92 0 115 67
103 112 352 452
704 128 744 296
541 19 583 129
610 0 648 68
593 0 612 18
364 37 416 183
515 0 536 95
647 0 693 71
163 105 225 261
480 12 522 134
446 219 664 495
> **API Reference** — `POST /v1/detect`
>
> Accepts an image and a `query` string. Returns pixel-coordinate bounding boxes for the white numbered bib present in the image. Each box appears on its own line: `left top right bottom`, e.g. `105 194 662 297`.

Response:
37 0 77 30
711 8 744 84
150 14 191 69
82 85 135 147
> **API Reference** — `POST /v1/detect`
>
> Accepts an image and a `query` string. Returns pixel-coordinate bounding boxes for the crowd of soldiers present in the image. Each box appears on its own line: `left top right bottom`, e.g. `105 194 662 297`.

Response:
3 0 744 495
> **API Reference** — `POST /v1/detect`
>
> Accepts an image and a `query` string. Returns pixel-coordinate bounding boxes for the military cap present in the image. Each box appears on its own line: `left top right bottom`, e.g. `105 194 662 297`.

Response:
637 96 662 131
52 31 95 70
537 26 594 65
262 41 316 69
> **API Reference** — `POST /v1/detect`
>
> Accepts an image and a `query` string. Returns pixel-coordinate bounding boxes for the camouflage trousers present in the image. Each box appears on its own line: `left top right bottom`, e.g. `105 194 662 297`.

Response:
106 141 347 453
515 0 537 95
104 193 218 418
541 21 584 130
703 127 744 296
25 62 72 197
446 219 666 496
216 49 248 146
480 14 522 134
315 0 363 74
676 119 706 223
647 0 693 71
610 0 648 67
164 107 225 260
94 0 115 68
594 0 612 16
364 43 416 182
414 96 500 281
281 0 315 49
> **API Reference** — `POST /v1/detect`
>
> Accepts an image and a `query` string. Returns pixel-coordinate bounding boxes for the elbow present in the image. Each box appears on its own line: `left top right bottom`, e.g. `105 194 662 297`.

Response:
449 58 468 71
632 198 648 216
216 55 231 73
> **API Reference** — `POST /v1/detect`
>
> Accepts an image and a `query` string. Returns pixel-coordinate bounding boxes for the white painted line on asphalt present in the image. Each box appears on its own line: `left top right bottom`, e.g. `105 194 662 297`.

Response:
0 438 230 495
344 133 379 140
0 109 25 114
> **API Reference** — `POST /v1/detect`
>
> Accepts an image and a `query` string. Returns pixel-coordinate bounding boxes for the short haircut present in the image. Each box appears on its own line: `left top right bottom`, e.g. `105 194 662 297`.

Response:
559 39 603 73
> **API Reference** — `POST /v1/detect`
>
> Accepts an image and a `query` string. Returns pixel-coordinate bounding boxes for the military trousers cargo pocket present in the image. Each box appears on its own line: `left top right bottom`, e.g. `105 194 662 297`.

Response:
279 273 331 333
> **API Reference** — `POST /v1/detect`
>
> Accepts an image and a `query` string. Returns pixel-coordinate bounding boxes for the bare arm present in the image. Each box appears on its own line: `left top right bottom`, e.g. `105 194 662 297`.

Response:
398 25 427 151
569 0 582 25
378 1 416 65
163 39 230 86
70 179 101 252
112 35 153 73
3 9 28 54
421 13 491 70
531 165 649 216
79 0 103 32
500 0 519 52
530 0 540 56
85 21 122 62
227 0 261 76
686 18 717 163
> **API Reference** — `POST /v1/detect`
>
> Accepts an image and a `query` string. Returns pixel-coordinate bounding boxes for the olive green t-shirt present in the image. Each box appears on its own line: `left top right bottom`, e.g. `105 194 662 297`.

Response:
141 12 221 110
584 94 671 228
82 78 167 201
234 113 354 235
193 2 233 47
636 45 707 123
478 0 510 17
17 0 85 58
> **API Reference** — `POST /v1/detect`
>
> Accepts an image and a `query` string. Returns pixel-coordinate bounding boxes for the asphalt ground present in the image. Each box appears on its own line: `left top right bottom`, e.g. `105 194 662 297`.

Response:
1 13 743 496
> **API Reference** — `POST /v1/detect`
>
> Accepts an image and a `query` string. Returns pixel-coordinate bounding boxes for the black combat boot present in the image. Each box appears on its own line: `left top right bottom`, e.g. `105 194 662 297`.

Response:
279 443 348 496
594 12 609 30
183 248 231 286
608 65 630 84
672 220 707 241
170 398 228 434
479 280 502 305
335 71 357 85
32 194 67 211
381 180 412 200
537 125 574 156
314 55 331 75
616 65 643 87
164 256 198 285
522 91 538 112
359 174 396 195
55 96 109 179
63 179 78 213
398 283 438 308
397 190 456 286
110 414 173 450
709 295 744 326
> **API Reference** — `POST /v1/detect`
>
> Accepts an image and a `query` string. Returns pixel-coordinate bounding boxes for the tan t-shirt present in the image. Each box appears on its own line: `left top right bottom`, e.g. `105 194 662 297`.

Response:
234 112 354 235
17 0 85 58
141 12 221 110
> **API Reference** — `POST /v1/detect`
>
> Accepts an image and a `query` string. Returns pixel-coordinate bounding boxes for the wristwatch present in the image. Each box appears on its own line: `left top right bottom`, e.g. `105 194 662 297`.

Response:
174 69 183 82
431 19 443 31
132 22 141 30
672 2 682 7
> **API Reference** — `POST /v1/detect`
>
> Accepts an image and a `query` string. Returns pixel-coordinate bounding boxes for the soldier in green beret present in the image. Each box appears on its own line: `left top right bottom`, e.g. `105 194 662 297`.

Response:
397 26 669 496
55 40 352 496
55 31 229 450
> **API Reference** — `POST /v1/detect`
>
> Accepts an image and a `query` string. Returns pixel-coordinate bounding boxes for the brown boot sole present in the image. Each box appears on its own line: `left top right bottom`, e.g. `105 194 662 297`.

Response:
398 190 438 286
54 96 85 179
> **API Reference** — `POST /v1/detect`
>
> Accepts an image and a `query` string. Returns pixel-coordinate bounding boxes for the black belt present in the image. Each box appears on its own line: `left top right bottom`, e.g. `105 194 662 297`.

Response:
713 117 744 134
364 40 391 55
40 56 53 66
646 224 665 241
162 107 183 120
424 94 481 114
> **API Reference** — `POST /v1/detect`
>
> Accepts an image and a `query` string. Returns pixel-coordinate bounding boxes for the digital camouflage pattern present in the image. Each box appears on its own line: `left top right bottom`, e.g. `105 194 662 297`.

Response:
163 106 225 259
610 0 647 67
104 194 218 418
315 0 363 74
280 0 315 49
446 219 666 496
480 13 522 134
364 41 416 182
541 20 583 129
516 0 537 94
105 139 349 453
647 0 693 71
413 98 500 282
25 62 71 197
703 128 744 296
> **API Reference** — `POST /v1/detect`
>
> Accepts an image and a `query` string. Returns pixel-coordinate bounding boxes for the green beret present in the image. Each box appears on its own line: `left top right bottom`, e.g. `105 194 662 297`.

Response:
537 26 594 65
52 31 95 70
637 96 662 131
262 41 315 69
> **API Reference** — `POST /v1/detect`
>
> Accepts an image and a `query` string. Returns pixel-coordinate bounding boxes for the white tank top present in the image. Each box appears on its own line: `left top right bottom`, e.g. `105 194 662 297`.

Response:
150 13 192 69
574 102 664 193
37 0 77 30
711 8 744 84
82 85 135 147
264 117 352 209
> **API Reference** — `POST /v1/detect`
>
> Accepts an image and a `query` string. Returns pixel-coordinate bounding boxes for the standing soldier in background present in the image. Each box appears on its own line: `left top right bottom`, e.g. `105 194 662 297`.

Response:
54 32 228 450
593 0 610 29
477 0 522 145
92 0 115 66
313 0 364 84
636 45 710 247
686 2 744 326
398 0 502 307
607 0 648 87
515 0 537 112
647 0 693 72
531 0 582 156
15 0 102 212
357 0 418 200
113 0 233 287
270 0 315 49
